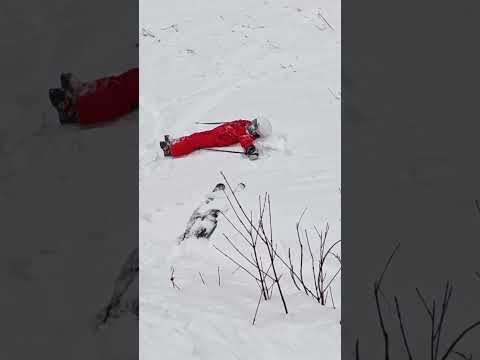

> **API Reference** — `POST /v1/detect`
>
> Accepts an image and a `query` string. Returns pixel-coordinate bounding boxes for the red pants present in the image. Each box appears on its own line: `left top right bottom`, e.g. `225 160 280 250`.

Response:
171 131 226 157
76 68 139 125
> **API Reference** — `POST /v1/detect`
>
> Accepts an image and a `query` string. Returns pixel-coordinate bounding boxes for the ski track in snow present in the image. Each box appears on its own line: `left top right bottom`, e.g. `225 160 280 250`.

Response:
140 0 340 359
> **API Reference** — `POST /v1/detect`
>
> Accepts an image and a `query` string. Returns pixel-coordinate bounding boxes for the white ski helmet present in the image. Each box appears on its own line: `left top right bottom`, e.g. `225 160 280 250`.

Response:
251 116 272 137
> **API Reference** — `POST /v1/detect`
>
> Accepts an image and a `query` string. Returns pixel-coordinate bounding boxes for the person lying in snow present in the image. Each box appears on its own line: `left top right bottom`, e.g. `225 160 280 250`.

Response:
48 67 139 126
160 117 272 160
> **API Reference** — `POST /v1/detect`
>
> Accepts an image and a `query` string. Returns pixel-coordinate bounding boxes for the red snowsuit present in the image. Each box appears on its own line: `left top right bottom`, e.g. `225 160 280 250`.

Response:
75 68 139 125
170 120 256 157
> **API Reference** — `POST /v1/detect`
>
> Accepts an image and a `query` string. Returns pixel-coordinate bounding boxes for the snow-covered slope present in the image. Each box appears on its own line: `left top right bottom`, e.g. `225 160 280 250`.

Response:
140 1 341 359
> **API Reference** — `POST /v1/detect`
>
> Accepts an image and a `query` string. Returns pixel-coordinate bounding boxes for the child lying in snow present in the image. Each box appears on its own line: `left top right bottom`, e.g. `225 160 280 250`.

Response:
160 117 273 160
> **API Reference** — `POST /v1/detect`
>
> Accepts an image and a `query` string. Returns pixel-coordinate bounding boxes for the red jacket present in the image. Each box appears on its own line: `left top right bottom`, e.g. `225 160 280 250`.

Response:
170 120 256 157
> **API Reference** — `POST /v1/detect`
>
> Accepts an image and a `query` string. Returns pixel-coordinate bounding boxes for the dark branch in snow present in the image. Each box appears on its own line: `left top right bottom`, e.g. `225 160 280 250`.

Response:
170 267 181 290
198 272 206 285
317 10 335 31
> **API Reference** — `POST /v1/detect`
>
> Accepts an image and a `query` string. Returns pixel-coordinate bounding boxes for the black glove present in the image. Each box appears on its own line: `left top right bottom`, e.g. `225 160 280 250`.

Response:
246 145 259 160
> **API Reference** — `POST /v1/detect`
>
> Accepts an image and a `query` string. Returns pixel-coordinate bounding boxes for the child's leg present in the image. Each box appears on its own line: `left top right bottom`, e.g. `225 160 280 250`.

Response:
76 68 139 125
170 130 220 157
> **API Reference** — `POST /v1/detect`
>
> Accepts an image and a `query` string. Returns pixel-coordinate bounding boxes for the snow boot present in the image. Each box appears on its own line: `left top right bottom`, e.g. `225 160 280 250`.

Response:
160 135 172 156
60 72 85 97
48 88 78 124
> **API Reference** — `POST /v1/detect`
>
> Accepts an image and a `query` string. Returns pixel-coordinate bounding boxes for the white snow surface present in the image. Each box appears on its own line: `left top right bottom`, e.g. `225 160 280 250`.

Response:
140 1 341 359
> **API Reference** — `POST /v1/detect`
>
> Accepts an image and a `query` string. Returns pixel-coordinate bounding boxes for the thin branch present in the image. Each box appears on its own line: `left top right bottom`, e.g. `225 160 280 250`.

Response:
329 288 336 309
434 282 453 360
170 267 181 290
296 221 308 295
223 234 274 282
305 228 320 300
231 265 241 275
452 351 472 360
374 243 400 360
321 239 342 264
375 280 390 360
213 245 261 282
252 288 263 325
378 243 401 287
441 320 480 360
288 248 302 291
317 10 335 31
432 301 436 360
266 194 288 314
323 267 342 293
220 211 253 247
355 339 360 360
220 171 257 236
271 246 319 299
394 297 414 360
416 288 434 319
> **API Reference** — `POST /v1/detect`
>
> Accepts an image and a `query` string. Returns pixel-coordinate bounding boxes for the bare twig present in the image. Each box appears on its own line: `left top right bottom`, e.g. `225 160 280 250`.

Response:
416 288 434 319
434 283 453 360
198 272 206 285
441 320 480 360
266 195 288 314
317 10 335 31
452 351 473 360
323 267 342 294
214 245 260 282
160 24 179 32
271 246 320 299
328 87 341 100
305 229 319 299
223 234 264 277
217 266 221 286
329 288 336 309
252 288 263 326
170 267 181 290
394 297 414 360
297 223 307 294
288 219 340 305
374 243 400 360
288 248 302 291
355 339 360 360
141 28 156 38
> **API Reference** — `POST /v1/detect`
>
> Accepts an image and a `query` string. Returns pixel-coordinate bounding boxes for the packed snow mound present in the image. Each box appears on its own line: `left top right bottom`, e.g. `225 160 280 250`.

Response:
140 0 340 359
